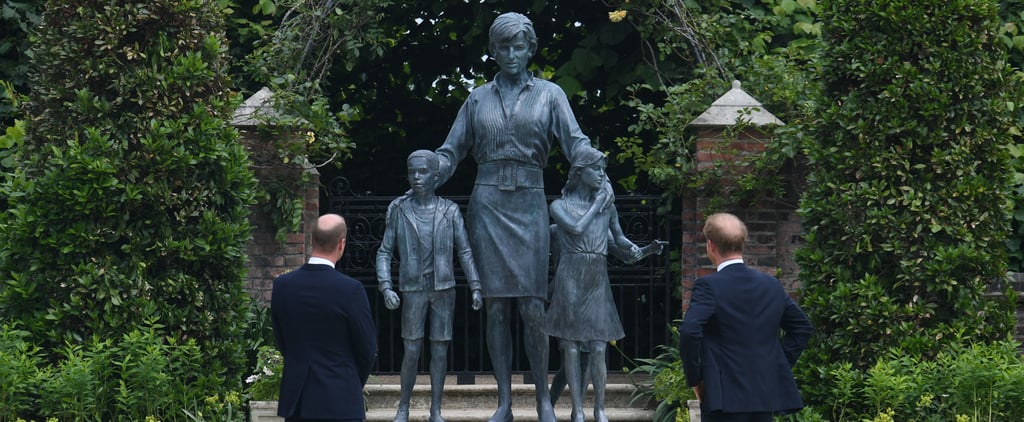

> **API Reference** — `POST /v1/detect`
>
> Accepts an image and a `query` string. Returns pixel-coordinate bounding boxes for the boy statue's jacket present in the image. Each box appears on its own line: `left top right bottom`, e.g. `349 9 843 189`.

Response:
376 196 481 293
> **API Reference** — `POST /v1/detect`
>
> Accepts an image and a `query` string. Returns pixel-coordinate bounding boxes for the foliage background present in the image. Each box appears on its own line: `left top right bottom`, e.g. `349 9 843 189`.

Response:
794 0 1021 415
0 0 1023 419
0 3 257 419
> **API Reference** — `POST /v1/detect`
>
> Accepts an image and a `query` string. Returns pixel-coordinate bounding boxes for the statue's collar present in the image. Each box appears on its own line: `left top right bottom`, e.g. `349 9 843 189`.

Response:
492 72 536 89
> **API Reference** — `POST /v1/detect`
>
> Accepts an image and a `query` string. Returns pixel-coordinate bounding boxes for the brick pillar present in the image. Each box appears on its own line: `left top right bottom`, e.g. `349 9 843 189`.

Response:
238 130 317 305
232 87 322 306
681 80 798 313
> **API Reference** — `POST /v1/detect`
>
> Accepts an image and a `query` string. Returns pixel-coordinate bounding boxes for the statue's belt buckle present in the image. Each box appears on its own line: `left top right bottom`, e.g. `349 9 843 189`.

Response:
498 162 517 191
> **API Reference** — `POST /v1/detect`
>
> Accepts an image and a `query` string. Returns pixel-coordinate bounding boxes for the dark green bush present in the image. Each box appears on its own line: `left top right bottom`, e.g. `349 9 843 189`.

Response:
817 340 1024 420
796 0 1020 409
0 0 256 402
0 324 44 419
0 322 243 421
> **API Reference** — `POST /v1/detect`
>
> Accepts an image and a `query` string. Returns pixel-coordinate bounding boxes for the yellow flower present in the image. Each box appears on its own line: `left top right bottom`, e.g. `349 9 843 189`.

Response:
956 415 969 422
225 391 241 406
306 131 316 144
871 408 896 422
608 10 627 23
916 393 933 407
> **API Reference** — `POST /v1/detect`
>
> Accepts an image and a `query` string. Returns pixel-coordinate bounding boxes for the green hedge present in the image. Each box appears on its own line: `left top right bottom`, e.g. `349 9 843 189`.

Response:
0 323 245 421
0 0 256 403
796 0 1021 410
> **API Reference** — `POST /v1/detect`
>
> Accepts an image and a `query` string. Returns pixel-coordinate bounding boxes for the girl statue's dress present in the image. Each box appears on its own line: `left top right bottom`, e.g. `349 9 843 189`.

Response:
543 200 625 342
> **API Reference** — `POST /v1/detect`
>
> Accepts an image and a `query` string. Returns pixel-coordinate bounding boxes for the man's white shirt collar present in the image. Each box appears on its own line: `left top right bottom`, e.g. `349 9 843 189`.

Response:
308 257 335 268
717 258 743 272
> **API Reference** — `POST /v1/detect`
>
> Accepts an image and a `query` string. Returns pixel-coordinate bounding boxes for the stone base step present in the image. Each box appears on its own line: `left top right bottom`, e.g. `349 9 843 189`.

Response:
365 407 654 422
364 383 647 409
250 373 657 422
251 397 655 422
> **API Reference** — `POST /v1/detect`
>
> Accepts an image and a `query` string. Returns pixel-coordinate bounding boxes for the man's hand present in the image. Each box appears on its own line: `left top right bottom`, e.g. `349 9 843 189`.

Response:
383 288 400 310
471 289 483 310
692 382 704 402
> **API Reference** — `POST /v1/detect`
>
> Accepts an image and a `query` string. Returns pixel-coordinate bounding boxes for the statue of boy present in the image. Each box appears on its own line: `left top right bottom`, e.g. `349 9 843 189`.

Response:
376 149 484 422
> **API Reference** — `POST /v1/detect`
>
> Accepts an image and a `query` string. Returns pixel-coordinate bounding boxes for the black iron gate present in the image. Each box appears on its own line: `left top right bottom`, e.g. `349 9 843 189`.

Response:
328 176 677 375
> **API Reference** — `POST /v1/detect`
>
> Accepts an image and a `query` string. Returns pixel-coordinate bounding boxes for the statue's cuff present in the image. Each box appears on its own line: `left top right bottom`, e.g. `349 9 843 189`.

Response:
379 281 393 292
469 281 483 292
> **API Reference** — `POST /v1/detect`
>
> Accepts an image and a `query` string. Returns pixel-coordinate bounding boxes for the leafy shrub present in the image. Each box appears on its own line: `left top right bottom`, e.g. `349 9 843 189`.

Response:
0 324 44 419
0 322 244 421
795 0 1020 406
0 0 256 401
633 331 1024 421
245 345 283 401
814 340 1024 421
628 324 694 422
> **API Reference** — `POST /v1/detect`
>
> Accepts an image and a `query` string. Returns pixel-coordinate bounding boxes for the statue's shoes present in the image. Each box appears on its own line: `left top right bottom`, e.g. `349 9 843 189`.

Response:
393 407 410 422
488 407 513 422
537 401 556 422
428 415 447 422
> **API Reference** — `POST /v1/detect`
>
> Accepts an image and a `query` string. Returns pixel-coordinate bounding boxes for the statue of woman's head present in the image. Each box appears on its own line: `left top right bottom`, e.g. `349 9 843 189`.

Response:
488 12 538 59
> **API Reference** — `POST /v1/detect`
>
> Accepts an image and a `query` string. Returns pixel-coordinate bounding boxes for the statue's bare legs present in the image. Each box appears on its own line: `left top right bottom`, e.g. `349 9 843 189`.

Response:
394 339 451 422
429 340 449 422
589 341 609 422
486 297 555 422
394 339 420 422
486 298 513 422
551 349 589 407
559 340 586 422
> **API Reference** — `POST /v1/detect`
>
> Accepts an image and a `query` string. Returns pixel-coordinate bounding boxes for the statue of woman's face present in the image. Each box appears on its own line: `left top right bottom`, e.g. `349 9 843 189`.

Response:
493 31 532 78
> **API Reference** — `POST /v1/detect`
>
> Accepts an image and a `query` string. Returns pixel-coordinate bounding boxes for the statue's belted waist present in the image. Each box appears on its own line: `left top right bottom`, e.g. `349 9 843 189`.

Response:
476 160 544 191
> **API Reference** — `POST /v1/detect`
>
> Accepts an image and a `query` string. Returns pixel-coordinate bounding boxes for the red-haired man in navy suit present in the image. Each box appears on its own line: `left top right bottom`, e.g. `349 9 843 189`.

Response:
272 214 378 422
680 213 813 422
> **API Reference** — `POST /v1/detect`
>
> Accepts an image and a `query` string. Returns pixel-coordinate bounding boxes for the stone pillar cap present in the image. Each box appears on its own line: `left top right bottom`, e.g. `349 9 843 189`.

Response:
688 80 784 128
231 87 281 127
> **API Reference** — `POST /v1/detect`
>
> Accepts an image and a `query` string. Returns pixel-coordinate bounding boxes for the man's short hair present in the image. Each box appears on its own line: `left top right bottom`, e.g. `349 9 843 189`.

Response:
703 213 746 255
312 214 347 252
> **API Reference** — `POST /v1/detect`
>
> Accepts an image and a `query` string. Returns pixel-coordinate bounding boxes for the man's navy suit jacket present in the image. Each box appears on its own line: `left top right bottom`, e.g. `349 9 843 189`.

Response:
679 263 813 415
271 263 378 420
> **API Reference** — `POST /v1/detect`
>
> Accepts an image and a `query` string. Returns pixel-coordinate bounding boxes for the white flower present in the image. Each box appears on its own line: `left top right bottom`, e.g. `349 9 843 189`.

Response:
246 374 260 384
263 366 275 376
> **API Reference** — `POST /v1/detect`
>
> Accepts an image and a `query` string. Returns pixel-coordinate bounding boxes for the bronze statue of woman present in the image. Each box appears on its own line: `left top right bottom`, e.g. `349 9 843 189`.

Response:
433 12 593 422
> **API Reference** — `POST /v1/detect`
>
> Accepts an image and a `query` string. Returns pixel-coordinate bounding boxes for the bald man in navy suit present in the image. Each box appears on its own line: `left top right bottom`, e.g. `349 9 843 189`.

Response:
272 214 378 422
679 213 813 422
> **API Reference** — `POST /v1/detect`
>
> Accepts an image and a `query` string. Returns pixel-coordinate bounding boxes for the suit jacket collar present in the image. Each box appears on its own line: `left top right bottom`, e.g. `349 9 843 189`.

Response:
717 258 744 272
308 256 335 267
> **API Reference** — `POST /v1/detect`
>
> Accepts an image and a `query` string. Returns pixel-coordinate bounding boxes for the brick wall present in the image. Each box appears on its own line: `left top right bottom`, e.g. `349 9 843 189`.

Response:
680 127 804 311
239 130 319 304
